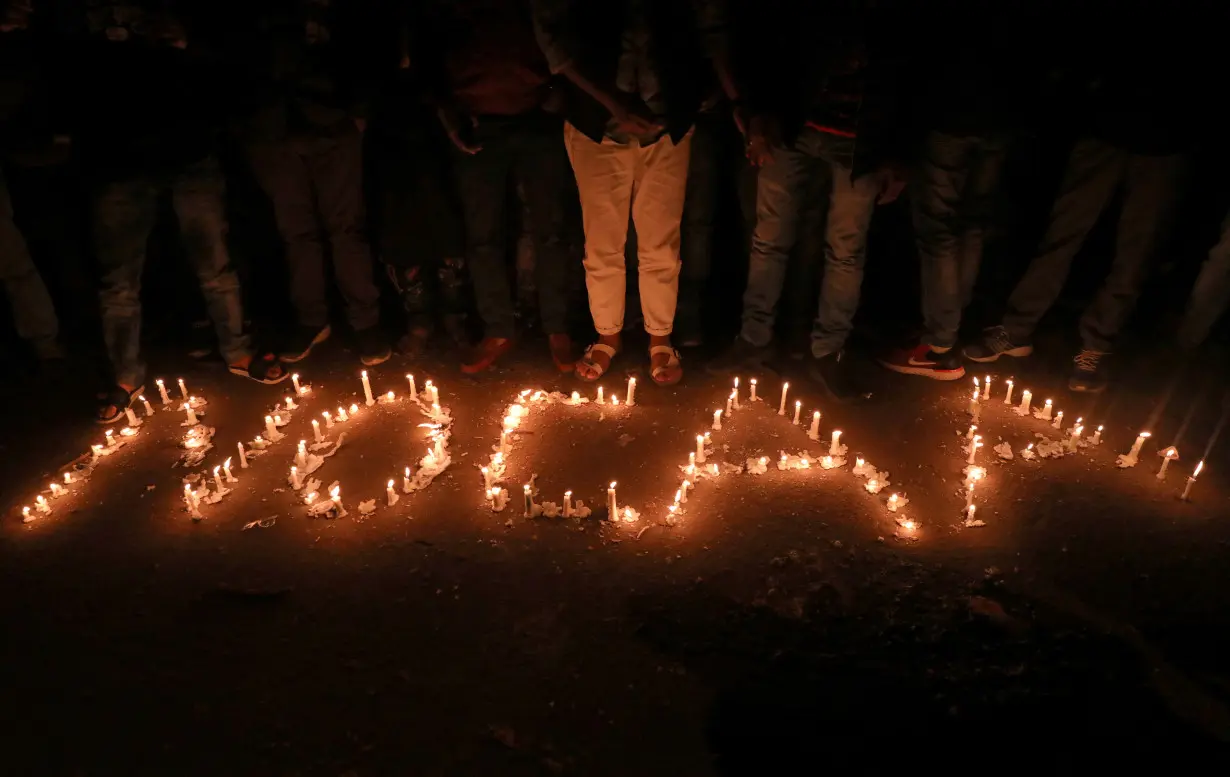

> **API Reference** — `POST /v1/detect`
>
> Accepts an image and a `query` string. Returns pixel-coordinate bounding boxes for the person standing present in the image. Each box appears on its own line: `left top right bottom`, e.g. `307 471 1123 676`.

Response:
707 1 906 402
532 0 743 386
77 1 287 424
246 0 390 367
1177 206 1230 351
410 0 575 374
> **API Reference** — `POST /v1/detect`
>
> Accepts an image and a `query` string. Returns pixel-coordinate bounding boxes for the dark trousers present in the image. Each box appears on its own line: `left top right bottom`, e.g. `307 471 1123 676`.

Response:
250 132 380 332
453 113 571 338
677 112 725 331
1003 138 1185 352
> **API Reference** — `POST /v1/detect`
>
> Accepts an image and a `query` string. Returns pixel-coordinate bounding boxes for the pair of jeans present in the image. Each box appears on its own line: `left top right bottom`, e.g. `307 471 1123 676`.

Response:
677 111 727 333
0 165 59 347
564 121 691 337
740 126 882 357
95 156 250 389
250 132 381 332
913 130 1008 349
453 113 571 338
1178 206 1230 349
1002 138 1185 352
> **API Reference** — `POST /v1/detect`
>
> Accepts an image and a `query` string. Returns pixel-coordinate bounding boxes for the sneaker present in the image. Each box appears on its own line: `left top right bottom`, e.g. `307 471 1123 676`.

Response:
962 325 1033 363
280 324 331 362
461 337 514 374
878 343 966 380
807 350 870 403
356 326 392 366
705 337 772 375
1068 348 1108 393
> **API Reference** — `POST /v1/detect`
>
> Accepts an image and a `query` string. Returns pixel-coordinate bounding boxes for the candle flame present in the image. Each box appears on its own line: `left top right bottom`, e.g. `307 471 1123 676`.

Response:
388 479 395 489
212 465 220 475
330 486 340 498
1140 431 1151 438
795 400 801 408
224 457 231 468
387 391 394 400
902 519 916 531
362 370 367 377
406 466 411 477
734 378 739 387
1194 460 1204 477
973 377 980 386
751 378 757 385
760 457 767 465
523 484 530 493
1044 398 1052 405
565 490 572 497
1165 447 1177 459
350 404 358 414
675 490 682 502
157 379 164 386
610 481 617 489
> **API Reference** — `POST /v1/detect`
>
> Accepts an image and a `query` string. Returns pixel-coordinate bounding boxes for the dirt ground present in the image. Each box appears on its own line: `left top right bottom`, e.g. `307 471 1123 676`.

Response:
3 336 1230 776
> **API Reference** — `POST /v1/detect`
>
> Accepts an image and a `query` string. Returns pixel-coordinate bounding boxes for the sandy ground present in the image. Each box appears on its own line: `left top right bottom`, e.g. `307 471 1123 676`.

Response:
3 337 1230 775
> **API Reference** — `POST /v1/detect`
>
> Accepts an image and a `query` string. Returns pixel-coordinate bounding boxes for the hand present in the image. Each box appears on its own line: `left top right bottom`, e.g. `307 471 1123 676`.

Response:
437 106 482 154
743 113 777 167
877 164 907 204
608 95 663 138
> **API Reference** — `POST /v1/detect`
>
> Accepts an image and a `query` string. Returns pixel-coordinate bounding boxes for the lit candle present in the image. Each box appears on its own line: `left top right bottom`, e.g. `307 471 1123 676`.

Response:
404 466 413 493
178 378 188 399
425 446 437 469
1126 431 1151 460
965 504 976 523
1069 424 1083 449
429 382 439 405
627 377 636 406
237 441 248 468
965 479 976 508
432 402 442 418
967 434 982 464
1004 379 1014 405
823 455 833 468
793 400 802 425
681 479 691 503
523 484 534 516
292 373 302 394
713 409 723 431
571 391 581 405
361 370 375 406
749 379 758 402
726 391 734 416
968 388 979 416
500 428 509 453
223 457 236 482
285 395 297 410
296 440 307 468
386 390 395 403
1092 425 1103 445
829 430 842 457
1018 389 1032 415
808 411 821 440
330 485 342 512
597 385 605 404
779 382 789 415
888 493 899 511
338 405 349 422
265 415 276 437
1039 399 1053 421
406 374 416 398
312 419 323 443
183 403 197 425
696 435 707 464
64 472 73 484
212 465 224 493
434 437 445 463
1181 460 1203 500
138 395 153 416
1156 447 1178 480
972 376 981 401
104 429 115 447
387 479 399 506
984 375 992 399
157 379 170 404
865 478 878 494
124 407 138 427
967 424 978 440
564 490 573 517
1051 410 1064 429
481 466 492 490
607 482 618 519
611 395 619 406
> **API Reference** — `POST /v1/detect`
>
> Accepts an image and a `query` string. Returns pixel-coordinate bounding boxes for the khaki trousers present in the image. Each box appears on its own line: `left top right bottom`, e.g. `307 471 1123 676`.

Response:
564 121 691 336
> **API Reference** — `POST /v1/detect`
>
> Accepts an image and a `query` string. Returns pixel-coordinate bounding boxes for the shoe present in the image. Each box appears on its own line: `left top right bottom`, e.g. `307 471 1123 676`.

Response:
962 325 1033 363
878 343 965 380
280 324 331 362
461 337 514 374
807 350 870 403
356 326 392 366
1068 348 1108 393
705 337 772 375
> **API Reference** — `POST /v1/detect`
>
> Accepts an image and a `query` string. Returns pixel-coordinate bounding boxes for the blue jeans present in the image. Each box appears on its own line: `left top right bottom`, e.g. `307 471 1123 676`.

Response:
1178 206 1230 349
95 156 250 388
912 131 1008 349
740 127 882 357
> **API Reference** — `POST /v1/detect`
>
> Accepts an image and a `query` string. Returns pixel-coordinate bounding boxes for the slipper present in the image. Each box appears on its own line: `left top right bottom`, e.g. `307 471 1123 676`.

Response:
230 353 290 384
649 345 683 386
576 343 618 383
96 384 144 425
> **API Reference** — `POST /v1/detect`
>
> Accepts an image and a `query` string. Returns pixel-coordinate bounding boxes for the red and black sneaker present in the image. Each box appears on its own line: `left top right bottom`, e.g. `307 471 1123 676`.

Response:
878 343 966 380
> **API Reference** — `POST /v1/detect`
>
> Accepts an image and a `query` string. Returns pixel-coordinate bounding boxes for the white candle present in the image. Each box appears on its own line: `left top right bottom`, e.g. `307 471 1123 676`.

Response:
387 479 399 506
1039 399 1053 420
523 484 534 516
386 390 395 403
965 479 976 508
434 437 445 463
972 376 980 401
238 441 248 468
1051 410 1064 429
829 430 842 457
223 457 236 482
429 382 439 405
597 385 605 404
285 395 297 410
681 480 691 502
330 485 342 512
792 400 802 425
64 472 73 484
888 493 899 511
361 370 374 406
965 504 976 523
177 378 188 399
1018 389 1032 414
406 374 416 398
725 392 734 416
292 373 302 394
125 407 139 426
808 411 821 439
349 403 359 416
296 440 307 468
968 389 979 416
611 395 619 406
140 395 154 416
1092 425 1103 445
967 435 982 464
338 406 349 422
688 452 696 468
571 391 581 405
1127 431 1151 459
607 482 617 519
157 379 170 405
696 435 707 464
1156 448 1177 480
713 409 723 431
481 466 492 490
1004 379 1014 405
779 382 789 415
1069 425 1083 449
212 466 224 493
404 466 413 493
564 490 573 517
1181 460 1203 500
500 428 509 452
749 379 757 402
311 419 323 443
967 424 978 440
627 377 636 406
183 403 197 425
984 375 992 399
265 415 276 437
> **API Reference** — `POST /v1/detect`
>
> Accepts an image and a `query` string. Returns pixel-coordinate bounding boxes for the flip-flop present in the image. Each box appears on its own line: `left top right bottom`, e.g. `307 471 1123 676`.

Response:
649 345 683 386
229 353 290 384
96 384 145 425
576 343 618 383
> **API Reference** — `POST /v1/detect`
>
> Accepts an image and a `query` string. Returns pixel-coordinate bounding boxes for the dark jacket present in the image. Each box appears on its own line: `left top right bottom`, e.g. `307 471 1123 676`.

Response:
532 0 727 144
